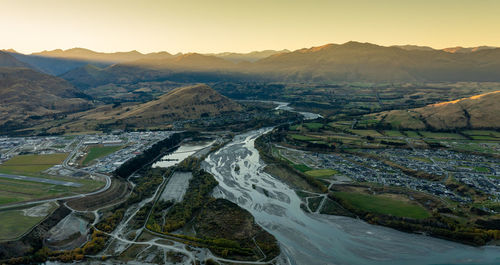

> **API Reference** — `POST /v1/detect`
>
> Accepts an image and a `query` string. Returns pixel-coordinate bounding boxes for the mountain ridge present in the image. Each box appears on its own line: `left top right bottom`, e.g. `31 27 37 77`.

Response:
372 91 500 130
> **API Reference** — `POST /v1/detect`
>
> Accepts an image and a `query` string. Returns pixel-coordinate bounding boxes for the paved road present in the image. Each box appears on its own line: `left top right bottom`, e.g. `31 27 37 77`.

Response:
0 173 82 187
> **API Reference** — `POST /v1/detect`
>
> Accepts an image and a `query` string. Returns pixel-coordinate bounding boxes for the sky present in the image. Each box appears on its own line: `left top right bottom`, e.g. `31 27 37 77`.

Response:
1 0 499 54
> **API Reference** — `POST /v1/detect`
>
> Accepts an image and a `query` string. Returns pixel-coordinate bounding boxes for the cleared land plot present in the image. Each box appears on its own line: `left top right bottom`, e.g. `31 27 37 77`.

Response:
305 169 338 178
0 153 68 177
160 172 193 202
0 202 57 240
333 191 430 219
82 145 124 165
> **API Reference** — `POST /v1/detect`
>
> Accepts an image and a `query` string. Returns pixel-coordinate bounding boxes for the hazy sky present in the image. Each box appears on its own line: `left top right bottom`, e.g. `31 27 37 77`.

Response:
1 0 499 54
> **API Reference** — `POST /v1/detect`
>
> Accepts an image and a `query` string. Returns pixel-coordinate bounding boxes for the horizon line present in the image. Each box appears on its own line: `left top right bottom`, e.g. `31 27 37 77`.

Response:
3 41 499 55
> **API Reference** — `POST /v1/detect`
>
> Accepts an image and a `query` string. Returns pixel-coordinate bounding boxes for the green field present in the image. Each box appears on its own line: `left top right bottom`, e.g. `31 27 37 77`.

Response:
333 192 430 219
351 129 383 137
383 130 405 137
0 176 104 206
448 142 498 154
305 169 338 178
0 154 104 206
0 153 68 177
0 202 57 240
462 130 500 137
409 156 432 163
293 164 312 172
303 122 324 130
289 134 319 141
82 145 123 165
469 135 500 141
474 167 490 173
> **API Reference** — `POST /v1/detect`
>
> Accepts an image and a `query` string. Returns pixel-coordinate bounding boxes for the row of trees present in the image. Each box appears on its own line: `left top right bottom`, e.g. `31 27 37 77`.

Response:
329 193 500 246
114 131 196 178
159 169 218 232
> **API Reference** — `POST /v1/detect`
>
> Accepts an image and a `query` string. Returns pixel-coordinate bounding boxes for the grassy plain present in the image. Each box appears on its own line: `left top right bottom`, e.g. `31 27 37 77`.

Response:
0 153 67 177
332 191 430 219
82 145 123 165
0 153 104 206
289 134 319 141
0 202 57 240
305 169 338 178
303 122 323 130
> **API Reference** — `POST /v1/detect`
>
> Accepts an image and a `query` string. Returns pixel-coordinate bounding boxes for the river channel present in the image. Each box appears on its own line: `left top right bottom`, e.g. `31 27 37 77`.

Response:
202 105 500 265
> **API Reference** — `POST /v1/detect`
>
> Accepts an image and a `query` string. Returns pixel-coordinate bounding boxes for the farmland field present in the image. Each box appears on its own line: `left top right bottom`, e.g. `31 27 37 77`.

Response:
305 169 338 178
289 134 319 141
418 131 466 140
332 191 430 219
303 122 323 130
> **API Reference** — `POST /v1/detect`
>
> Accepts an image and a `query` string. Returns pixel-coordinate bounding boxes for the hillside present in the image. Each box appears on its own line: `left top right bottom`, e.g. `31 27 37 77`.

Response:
0 67 92 128
252 41 500 82
0 51 32 68
211 49 290 63
372 91 500 130
44 84 242 133
10 49 174 76
32 48 169 63
114 83 243 121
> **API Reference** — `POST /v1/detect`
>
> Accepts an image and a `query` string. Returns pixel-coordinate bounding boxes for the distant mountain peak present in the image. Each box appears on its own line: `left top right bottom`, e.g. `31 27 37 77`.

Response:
2 48 18 53
442 46 497 53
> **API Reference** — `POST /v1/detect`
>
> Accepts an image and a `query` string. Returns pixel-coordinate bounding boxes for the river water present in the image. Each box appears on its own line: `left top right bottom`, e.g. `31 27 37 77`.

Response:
202 105 500 265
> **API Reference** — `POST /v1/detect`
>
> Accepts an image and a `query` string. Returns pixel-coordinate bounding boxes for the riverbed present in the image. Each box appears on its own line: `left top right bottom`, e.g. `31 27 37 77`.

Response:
202 127 500 265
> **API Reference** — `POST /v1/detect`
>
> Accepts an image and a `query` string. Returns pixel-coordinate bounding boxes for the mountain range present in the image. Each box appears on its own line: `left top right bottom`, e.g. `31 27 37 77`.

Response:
32 42 500 86
4 42 500 84
2 41 500 132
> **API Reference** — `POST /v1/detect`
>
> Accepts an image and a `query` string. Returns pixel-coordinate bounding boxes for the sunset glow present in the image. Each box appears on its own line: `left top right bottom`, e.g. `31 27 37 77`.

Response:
1 0 500 54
